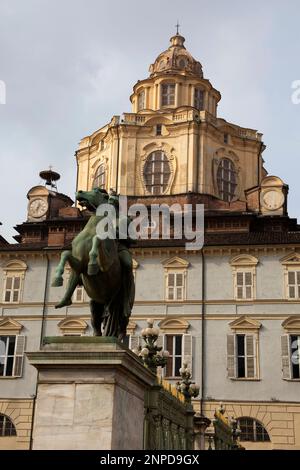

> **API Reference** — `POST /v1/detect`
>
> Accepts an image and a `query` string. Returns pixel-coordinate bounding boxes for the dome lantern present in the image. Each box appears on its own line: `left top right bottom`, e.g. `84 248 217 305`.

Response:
149 33 203 78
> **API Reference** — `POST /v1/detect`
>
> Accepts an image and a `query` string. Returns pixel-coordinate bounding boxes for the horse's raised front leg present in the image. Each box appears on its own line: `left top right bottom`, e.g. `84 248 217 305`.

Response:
55 272 80 309
88 235 100 275
51 250 72 287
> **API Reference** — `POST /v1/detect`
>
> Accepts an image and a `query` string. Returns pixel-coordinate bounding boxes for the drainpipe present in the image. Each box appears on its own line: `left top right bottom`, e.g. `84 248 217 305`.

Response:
116 125 120 192
200 248 205 415
30 251 50 449
39 252 50 347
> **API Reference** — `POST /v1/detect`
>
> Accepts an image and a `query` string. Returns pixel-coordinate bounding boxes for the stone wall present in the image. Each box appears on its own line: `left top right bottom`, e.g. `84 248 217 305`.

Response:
0 399 33 450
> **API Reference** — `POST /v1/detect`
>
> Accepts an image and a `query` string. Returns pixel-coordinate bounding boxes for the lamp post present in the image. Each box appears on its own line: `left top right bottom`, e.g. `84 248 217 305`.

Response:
135 319 169 374
176 362 200 403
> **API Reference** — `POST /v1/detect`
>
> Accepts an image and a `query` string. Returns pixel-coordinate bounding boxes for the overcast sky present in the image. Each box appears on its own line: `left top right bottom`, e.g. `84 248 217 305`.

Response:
1 0 300 241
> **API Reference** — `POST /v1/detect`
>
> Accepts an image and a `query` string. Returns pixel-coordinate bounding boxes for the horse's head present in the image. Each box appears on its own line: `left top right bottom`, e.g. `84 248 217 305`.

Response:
76 188 109 212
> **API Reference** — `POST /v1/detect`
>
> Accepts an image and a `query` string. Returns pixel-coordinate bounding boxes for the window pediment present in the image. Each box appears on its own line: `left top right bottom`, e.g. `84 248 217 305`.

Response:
230 254 258 267
280 252 300 265
57 317 88 335
162 256 189 270
3 259 27 277
158 318 190 334
282 315 300 332
229 316 261 331
0 317 23 335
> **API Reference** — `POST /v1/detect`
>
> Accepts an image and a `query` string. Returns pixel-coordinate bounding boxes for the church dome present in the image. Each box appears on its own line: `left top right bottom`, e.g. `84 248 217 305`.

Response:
149 34 203 78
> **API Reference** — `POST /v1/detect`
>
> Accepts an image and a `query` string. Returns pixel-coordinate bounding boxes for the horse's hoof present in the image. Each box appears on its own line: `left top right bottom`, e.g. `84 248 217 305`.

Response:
55 299 72 309
88 263 99 276
52 277 63 287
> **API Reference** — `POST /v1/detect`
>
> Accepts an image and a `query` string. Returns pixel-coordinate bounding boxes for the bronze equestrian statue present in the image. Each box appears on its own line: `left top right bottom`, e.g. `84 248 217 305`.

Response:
51 188 135 339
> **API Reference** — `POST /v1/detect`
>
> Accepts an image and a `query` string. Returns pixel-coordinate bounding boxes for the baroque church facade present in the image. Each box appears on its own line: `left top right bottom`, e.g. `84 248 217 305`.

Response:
1 33 300 450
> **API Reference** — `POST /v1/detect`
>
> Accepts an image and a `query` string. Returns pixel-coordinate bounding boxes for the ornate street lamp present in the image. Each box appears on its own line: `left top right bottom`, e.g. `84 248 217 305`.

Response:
176 362 200 403
134 319 169 374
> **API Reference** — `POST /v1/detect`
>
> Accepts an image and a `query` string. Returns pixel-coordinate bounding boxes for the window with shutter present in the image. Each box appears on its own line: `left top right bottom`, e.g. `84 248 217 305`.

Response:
281 334 291 379
290 335 300 379
182 334 192 376
164 334 182 377
235 271 253 300
166 272 185 301
281 334 300 379
0 335 25 378
4 276 22 303
287 270 300 299
13 335 26 377
245 335 256 378
227 334 236 378
228 334 257 379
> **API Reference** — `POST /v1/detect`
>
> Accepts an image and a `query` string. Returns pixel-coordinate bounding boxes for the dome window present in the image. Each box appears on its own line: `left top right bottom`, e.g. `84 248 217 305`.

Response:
194 88 204 110
93 163 106 190
217 158 237 202
161 84 175 106
137 90 145 111
143 151 171 194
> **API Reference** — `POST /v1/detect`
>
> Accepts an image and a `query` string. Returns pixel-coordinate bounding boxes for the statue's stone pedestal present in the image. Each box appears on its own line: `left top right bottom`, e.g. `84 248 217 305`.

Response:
27 337 155 450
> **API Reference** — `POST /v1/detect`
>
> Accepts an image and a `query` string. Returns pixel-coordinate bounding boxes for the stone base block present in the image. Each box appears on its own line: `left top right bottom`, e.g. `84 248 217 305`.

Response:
27 337 155 450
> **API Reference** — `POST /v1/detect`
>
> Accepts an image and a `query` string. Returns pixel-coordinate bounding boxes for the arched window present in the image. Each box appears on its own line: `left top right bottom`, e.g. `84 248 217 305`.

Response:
93 163 106 189
143 151 171 194
237 417 270 442
217 158 237 202
0 414 17 437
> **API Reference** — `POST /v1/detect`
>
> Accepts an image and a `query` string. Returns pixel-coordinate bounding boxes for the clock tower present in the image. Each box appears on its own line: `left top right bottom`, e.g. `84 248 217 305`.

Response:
27 185 49 221
26 169 74 222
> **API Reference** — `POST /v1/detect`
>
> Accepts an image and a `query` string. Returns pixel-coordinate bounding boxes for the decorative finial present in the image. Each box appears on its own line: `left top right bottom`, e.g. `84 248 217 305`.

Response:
175 20 180 35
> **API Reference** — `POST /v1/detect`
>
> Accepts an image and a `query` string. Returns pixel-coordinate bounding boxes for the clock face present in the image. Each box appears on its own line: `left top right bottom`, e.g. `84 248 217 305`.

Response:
262 190 284 211
28 198 48 218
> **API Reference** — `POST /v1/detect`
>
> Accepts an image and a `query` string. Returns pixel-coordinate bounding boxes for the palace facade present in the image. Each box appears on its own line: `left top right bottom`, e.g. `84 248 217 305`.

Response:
1 33 300 450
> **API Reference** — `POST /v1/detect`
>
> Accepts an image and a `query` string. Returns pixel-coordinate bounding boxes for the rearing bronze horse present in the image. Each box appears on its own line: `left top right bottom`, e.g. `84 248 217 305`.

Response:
51 188 134 339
